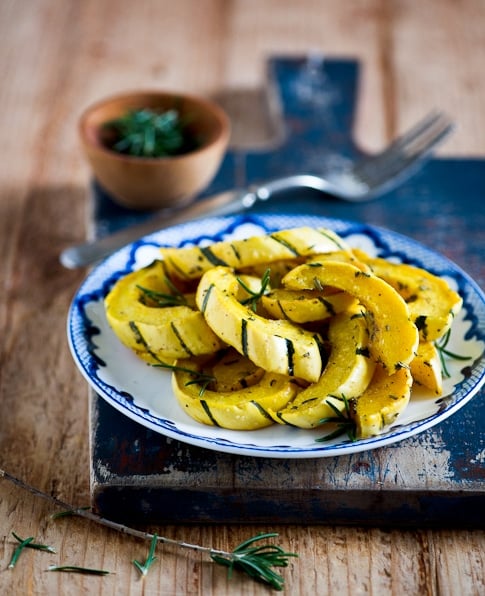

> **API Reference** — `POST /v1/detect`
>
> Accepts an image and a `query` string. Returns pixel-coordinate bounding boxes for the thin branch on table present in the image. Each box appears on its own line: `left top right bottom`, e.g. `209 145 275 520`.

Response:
0 467 297 590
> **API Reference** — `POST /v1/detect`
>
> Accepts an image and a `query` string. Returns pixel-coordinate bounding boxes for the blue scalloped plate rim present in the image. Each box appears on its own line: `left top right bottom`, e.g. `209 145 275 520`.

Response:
67 213 485 458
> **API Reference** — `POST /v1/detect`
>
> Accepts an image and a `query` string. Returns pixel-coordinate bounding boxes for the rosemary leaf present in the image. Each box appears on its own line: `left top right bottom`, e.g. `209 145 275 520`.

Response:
133 533 158 577
238 268 271 312
8 536 34 569
137 284 187 307
51 506 91 519
1 468 298 590
435 328 471 377
315 396 357 443
210 532 297 591
315 423 357 443
152 360 215 395
104 108 197 158
12 532 56 554
128 321 215 395
48 565 111 576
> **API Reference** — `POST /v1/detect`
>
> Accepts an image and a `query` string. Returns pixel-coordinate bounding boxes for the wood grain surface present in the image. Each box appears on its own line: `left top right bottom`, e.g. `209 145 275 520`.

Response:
1 1 484 594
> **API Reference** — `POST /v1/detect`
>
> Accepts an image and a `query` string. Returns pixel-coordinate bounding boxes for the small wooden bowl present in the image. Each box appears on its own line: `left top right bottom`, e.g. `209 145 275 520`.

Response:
79 90 230 210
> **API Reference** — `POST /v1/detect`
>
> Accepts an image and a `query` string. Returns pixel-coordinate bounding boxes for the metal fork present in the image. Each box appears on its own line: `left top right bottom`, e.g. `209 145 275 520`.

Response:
252 110 453 201
60 111 453 268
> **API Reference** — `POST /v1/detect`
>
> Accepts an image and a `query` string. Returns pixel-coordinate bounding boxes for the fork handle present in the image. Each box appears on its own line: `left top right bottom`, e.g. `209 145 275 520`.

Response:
59 174 339 269
255 174 338 197
59 188 258 269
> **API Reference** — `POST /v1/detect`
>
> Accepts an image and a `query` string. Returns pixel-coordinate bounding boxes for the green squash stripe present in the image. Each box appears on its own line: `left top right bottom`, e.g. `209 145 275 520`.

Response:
276 300 290 320
269 234 300 256
230 243 241 261
200 400 220 426
251 400 273 421
317 228 347 250
167 258 189 279
285 338 295 376
200 246 228 266
200 284 215 313
317 296 336 316
241 319 249 356
128 322 159 361
129 321 146 347
274 411 298 427
170 322 193 356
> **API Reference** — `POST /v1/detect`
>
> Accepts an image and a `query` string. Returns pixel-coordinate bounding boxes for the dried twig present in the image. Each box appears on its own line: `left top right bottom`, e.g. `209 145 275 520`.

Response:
1 468 296 590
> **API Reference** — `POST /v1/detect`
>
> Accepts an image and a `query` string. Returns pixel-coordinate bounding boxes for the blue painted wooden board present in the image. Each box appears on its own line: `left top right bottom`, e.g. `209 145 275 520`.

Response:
90 57 485 526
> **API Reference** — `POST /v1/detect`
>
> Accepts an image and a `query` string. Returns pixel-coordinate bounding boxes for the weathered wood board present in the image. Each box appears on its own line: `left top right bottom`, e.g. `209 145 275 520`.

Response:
90 57 485 526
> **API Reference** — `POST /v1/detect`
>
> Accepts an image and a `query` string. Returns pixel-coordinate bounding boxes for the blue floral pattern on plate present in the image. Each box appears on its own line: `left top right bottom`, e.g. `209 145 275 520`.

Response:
67 214 485 458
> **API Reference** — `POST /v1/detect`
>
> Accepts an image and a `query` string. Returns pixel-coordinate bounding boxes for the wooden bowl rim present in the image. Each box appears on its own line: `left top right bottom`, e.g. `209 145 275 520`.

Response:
78 89 230 163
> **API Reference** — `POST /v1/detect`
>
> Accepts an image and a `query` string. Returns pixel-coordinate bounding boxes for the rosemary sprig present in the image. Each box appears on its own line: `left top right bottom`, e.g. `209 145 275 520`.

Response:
434 328 471 378
152 360 215 396
210 532 298 591
104 108 197 158
129 321 215 395
8 533 56 568
315 395 358 442
137 282 187 307
133 533 158 576
12 532 56 553
237 268 271 312
1 468 297 591
48 565 111 576
313 276 325 291
8 535 33 569
51 506 91 519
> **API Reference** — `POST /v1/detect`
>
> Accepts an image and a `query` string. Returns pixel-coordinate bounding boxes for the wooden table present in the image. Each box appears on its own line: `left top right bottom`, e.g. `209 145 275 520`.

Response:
1 1 484 594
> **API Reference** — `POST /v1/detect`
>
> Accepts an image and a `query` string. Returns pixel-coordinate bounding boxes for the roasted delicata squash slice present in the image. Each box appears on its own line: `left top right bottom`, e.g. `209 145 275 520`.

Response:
272 307 376 428
238 258 306 288
196 267 324 383
103 224 462 442
160 227 351 280
410 341 443 395
261 288 357 323
282 260 419 371
210 348 265 391
104 260 225 361
350 364 413 437
306 249 372 272
355 253 463 341
172 352 299 430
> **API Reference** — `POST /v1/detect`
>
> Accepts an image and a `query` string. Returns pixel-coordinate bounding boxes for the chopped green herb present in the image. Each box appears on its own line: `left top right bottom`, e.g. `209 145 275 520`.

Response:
102 108 198 158
313 276 324 291
237 268 271 312
133 533 158 577
153 360 215 396
1 463 298 590
137 283 187 307
435 328 471 377
48 565 111 576
315 395 357 442
8 532 56 568
210 532 298 591
51 506 91 519
8 535 34 568
12 532 56 553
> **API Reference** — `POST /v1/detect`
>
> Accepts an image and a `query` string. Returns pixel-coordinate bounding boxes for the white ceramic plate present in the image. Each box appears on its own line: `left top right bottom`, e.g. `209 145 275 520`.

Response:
67 214 485 458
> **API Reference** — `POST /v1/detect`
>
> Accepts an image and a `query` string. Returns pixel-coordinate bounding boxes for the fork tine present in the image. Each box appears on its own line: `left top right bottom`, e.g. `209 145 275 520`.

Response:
381 116 451 177
359 125 453 192
352 112 449 180
379 111 445 153
354 113 453 189
402 116 454 158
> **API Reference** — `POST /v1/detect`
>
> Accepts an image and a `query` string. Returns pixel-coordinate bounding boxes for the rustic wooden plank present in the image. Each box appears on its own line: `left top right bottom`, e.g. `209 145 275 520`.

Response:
88 57 484 533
